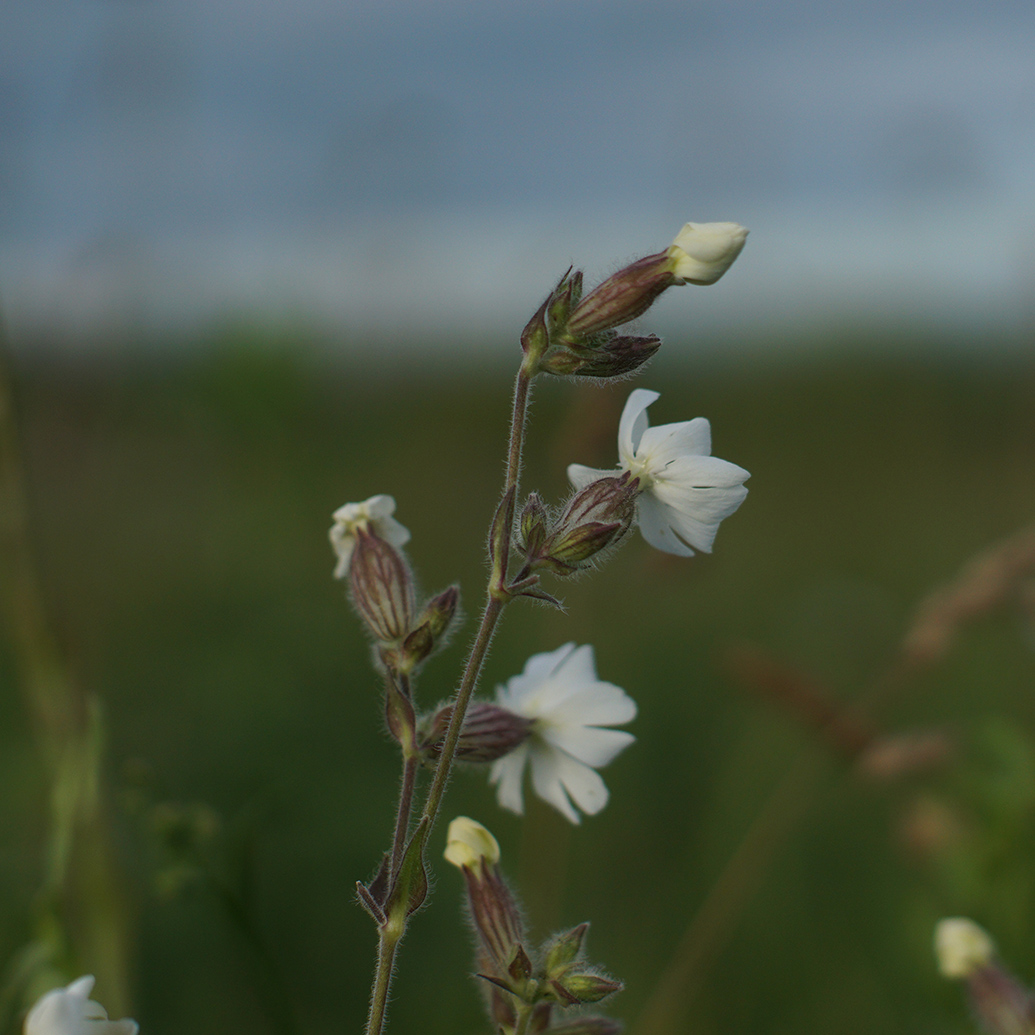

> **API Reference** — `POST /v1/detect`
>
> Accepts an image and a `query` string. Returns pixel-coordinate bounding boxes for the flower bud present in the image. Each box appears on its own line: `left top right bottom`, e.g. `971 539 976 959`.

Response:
667 221 749 285
539 334 661 380
421 701 532 763
445 816 501 869
400 585 460 670
521 296 550 360
547 270 583 338
936 918 995 979
349 527 415 643
525 476 638 575
520 494 551 559
444 817 527 976
565 252 677 338
549 972 623 1005
545 923 589 975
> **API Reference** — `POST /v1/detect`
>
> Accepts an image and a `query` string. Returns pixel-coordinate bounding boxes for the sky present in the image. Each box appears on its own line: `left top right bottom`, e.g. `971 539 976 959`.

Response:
2 0 1034 351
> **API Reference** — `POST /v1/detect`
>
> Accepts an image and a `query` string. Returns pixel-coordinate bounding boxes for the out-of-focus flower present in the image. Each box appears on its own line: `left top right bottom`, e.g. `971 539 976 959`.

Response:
568 389 749 558
489 644 636 824
329 494 410 578
24 977 138 1035
667 222 749 285
935 918 995 979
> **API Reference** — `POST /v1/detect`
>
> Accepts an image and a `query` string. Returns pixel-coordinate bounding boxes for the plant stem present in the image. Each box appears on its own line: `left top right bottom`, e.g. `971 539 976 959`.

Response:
366 932 400 1035
364 363 536 1035
389 673 418 878
391 756 418 876
420 363 533 831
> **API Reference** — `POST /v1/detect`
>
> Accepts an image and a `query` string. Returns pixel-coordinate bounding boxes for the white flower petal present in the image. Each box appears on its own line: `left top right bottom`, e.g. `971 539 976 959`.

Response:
497 643 577 711
548 750 611 817
636 416 712 466
486 644 636 823
489 743 529 815
550 643 600 690
528 743 582 823
668 222 749 285
636 492 697 556
544 681 637 728
542 724 636 768
618 389 659 462
567 463 612 491
24 977 138 1035
328 493 410 578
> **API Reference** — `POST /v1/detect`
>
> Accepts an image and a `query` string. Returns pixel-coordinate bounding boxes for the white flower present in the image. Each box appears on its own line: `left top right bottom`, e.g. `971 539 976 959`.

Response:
24 977 138 1035
489 643 636 824
935 918 995 979
568 388 749 558
667 222 749 285
328 494 410 578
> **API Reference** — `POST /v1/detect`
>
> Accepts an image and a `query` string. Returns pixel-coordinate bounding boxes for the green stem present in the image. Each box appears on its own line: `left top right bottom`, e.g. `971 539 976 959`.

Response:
363 362 536 1035
512 1001 536 1035
389 673 418 878
366 931 400 1035
420 364 532 829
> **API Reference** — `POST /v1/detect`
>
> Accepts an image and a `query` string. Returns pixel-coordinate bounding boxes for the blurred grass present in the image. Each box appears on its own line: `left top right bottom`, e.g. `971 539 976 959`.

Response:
2 326 1035 1035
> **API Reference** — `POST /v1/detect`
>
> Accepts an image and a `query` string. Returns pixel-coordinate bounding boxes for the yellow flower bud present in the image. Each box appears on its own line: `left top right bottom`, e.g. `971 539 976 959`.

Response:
444 816 500 870
666 221 749 285
935 917 995 978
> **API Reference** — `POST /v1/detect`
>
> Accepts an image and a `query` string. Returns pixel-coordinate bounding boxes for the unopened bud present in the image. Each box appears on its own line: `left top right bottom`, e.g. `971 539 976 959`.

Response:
349 527 415 642
401 585 461 669
549 972 622 1005
421 701 532 763
444 817 526 974
565 252 677 338
539 334 661 380
667 221 749 285
936 918 995 979
545 923 589 976
445 816 500 869
526 476 637 575
421 585 459 640
520 494 551 558
547 270 582 339
521 296 550 360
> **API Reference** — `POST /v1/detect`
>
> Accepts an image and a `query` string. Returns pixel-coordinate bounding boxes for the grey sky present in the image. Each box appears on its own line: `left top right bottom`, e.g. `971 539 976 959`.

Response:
2 0 1034 346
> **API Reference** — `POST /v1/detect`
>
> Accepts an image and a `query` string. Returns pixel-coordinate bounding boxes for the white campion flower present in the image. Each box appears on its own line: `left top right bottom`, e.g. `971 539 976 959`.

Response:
667 222 749 285
568 388 749 558
489 643 636 824
24 976 138 1035
328 493 410 578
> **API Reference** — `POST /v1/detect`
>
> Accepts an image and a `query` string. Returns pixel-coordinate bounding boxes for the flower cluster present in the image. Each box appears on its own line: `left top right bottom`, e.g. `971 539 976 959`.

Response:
445 817 622 1035
331 219 751 1035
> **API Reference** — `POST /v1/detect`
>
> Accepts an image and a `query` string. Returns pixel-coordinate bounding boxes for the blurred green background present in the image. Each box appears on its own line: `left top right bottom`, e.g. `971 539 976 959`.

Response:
2 327 1035 1035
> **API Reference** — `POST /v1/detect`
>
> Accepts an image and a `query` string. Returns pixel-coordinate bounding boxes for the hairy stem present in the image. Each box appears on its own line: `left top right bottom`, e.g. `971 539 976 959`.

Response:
419 363 533 829
364 363 536 1035
366 932 400 1035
